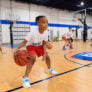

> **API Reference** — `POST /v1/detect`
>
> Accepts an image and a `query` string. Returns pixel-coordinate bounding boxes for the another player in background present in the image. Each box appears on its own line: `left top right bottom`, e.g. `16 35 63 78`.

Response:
62 27 74 50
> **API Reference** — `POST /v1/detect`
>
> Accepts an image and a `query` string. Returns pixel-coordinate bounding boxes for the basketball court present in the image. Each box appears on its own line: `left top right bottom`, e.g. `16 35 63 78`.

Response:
0 41 92 92
0 0 92 92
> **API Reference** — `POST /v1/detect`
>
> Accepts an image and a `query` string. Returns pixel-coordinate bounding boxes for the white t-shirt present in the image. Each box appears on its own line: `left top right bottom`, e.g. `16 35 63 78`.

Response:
71 32 76 39
65 31 75 39
65 31 71 39
25 28 49 46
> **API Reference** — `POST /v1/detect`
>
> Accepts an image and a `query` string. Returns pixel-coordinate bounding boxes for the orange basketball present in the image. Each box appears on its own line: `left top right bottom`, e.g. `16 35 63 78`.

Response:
46 42 53 49
75 37 78 41
14 50 31 66
62 35 66 41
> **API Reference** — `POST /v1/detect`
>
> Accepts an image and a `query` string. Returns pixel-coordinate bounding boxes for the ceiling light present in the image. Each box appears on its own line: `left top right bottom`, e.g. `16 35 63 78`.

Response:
80 2 84 6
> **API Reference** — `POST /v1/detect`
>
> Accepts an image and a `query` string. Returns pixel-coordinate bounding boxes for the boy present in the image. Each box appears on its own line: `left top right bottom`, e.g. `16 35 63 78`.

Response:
62 27 73 50
15 16 57 88
70 29 76 42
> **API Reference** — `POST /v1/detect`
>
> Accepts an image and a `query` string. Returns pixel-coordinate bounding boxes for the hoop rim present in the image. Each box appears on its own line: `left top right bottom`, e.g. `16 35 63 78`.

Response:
75 17 81 20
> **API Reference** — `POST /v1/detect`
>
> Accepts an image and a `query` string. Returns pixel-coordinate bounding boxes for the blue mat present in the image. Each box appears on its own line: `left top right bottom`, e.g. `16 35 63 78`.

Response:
2 44 18 48
0 44 25 48
73 52 92 61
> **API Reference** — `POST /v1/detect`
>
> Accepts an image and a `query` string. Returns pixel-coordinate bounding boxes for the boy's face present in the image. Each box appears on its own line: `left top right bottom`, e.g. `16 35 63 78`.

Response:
37 17 48 30
69 28 72 31
72 30 74 32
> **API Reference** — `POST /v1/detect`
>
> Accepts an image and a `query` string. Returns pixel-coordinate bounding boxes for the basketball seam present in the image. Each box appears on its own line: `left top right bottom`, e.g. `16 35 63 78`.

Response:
16 55 22 66
19 54 31 64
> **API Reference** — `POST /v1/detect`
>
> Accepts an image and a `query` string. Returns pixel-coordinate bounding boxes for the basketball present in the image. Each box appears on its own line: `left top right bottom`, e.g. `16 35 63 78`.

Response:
46 42 53 49
75 37 78 41
14 50 31 66
62 35 66 41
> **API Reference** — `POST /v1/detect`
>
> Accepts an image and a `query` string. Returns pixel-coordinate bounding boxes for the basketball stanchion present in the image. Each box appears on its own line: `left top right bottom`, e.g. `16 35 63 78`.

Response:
5 12 21 47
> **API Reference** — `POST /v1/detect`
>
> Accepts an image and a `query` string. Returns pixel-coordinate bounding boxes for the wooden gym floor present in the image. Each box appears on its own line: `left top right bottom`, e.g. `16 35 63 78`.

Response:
0 41 92 92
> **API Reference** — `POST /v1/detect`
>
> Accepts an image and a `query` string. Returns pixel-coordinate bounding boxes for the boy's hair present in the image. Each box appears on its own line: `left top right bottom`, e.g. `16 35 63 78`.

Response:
69 27 72 29
35 16 45 23
72 29 75 31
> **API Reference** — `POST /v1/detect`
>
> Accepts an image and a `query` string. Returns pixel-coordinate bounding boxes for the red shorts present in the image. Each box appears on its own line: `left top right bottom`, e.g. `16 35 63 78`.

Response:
66 38 71 41
26 45 44 57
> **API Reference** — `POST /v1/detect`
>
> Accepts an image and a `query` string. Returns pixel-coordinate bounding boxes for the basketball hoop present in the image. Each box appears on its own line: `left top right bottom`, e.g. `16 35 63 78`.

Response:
5 13 20 23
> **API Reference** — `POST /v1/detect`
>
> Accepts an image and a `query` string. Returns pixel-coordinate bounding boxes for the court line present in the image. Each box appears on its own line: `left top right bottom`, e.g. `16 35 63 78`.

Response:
64 53 84 65
6 63 92 92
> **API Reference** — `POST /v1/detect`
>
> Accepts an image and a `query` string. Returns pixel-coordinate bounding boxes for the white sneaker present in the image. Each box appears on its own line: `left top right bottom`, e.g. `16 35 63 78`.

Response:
22 76 30 88
47 68 57 75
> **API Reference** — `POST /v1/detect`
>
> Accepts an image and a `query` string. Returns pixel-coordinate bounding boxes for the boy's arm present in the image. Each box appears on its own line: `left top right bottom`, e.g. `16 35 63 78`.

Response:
15 40 27 51
42 40 47 61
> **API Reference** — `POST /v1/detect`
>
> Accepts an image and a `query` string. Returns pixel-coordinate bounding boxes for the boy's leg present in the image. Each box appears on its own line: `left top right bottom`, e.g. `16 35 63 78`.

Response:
62 41 67 50
45 54 51 69
25 55 36 77
45 54 57 75
67 41 70 46
22 55 36 88
69 41 73 49
0 47 2 52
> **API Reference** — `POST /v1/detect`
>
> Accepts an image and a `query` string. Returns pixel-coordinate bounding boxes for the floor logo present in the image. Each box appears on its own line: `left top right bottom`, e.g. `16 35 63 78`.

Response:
73 52 92 61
